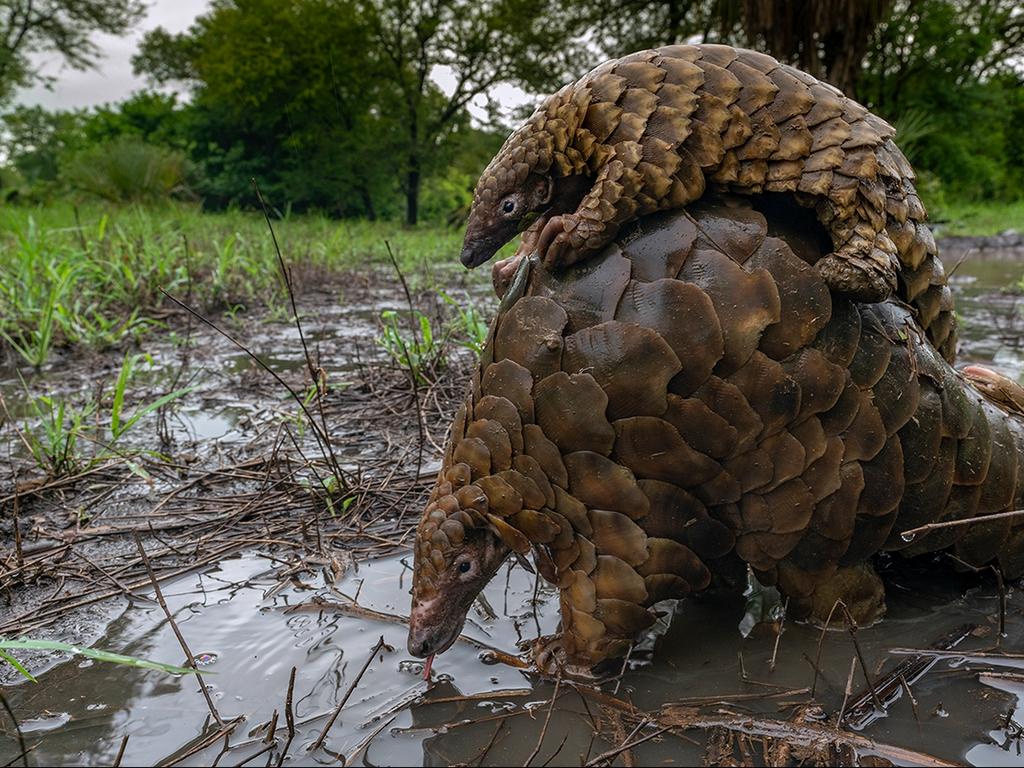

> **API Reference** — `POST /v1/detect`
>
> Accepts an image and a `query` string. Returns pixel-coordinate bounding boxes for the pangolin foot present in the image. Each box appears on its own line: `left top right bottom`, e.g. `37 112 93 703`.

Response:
518 634 598 680
815 253 895 303
536 215 584 271
788 563 887 627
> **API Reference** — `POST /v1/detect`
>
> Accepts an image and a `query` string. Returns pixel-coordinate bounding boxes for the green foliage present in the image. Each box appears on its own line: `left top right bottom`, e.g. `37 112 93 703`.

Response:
0 638 200 681
15 352 193 477
377 309 445 384
0 202 468 368
63 136 190 203
860 0 1024 201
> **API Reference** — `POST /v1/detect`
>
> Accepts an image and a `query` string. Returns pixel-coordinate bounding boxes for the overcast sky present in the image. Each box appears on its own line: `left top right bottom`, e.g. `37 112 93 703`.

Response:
16 0 211 110
14 0 531 119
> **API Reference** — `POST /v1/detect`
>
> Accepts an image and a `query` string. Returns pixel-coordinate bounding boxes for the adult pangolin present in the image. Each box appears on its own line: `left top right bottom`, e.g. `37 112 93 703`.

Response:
459 44 956 362
408 193 1024 673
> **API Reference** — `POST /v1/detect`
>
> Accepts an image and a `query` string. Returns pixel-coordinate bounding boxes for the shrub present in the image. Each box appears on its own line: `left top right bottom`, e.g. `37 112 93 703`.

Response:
64 136 190 202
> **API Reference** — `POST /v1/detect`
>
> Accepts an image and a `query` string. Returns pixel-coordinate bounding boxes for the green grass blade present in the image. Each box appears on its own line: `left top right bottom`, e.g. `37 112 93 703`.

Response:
0 649 37 682
0 639 201 676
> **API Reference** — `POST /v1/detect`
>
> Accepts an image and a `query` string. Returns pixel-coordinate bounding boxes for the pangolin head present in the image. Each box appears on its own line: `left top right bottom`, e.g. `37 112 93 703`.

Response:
460 167 554 270
407 480 512 659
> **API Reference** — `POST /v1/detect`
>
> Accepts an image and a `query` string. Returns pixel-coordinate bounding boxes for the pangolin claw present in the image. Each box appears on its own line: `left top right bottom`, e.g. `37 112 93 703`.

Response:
517 634 598 680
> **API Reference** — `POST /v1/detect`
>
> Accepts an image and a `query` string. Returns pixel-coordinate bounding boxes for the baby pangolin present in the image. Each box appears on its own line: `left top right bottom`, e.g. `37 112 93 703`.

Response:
460 43 956 361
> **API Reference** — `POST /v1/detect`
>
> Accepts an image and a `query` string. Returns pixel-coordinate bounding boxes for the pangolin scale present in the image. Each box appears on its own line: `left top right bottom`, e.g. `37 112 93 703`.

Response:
460 43 956 363
409 194 1024 671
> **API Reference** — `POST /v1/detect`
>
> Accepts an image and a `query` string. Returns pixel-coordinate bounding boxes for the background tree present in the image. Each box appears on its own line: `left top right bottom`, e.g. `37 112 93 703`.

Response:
578 0 892 96
358 0 584 224
0 0 145 103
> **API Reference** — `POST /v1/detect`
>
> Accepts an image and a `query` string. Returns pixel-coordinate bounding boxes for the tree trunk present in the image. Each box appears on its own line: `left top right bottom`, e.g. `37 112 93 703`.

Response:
406 156 420 226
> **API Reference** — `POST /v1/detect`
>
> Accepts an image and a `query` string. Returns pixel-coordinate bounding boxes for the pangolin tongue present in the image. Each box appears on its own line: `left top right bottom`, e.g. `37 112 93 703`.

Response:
422 654 435 680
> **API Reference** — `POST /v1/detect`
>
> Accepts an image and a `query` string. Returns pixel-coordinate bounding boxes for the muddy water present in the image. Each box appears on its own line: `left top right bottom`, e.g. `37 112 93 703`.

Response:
5 249 1024 765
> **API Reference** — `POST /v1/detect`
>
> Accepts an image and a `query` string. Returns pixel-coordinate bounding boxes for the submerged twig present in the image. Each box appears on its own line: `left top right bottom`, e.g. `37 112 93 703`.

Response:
310 635 389 751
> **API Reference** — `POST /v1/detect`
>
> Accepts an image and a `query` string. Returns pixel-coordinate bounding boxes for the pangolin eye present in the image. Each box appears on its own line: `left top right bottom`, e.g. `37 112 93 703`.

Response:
458 561 472 573
502 199 516 214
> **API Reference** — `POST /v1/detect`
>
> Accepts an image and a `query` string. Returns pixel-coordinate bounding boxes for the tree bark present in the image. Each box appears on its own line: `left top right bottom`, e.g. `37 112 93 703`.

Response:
406 159 420 226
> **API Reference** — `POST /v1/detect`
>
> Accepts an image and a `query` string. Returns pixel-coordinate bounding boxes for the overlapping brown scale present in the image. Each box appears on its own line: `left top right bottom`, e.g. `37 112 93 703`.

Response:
476 474 523 518
513 455 556 509
756 430 805 491
594 598 656 636
977 406 1018 512
677 247 781 376
636 537 711 590
748 237 832 360
613 416 722 488
617 209 699 281
637 478 735 558
531 246 631 332
453 437 490 479
955 511 1014 569
810 296 861 367
693 375 764 453
591 555 649 602
495 469 546 510
727 351 801 439
523 424 568 489
839 389 886 463
905 485 982 556
781 350 845 427
445 403 468 466
856 436 905 518
790 412 827 468
663 395 737 459
615 279 724 396
474 396 524 454
493 296 567 380
482 359 535 424
466 419 513 473
565 450 650 518
510 509 561 544
534 371 615 454
887 437 956 549
563 321 681 419
955 396 993 485
871 345 920 437
847 312 892 389
587 508 650 565
897 382 943 485
802 435 844 502
685 197 768 262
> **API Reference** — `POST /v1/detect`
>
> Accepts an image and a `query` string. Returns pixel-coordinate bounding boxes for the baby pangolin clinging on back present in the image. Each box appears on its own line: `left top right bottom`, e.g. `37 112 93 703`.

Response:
460 43 955 360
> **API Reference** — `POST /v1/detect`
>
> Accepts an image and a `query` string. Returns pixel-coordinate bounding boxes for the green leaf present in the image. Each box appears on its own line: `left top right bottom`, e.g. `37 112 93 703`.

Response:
0 639 204 676
0 649 37 682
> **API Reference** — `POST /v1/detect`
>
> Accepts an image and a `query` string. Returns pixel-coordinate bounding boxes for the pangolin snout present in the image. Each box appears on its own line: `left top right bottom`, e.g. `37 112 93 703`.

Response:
407 601 462 658
460 242 492 269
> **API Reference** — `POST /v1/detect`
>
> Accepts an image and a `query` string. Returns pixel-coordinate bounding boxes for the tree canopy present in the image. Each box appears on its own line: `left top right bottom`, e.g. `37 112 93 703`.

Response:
1 0 1022 216
0 0 145 104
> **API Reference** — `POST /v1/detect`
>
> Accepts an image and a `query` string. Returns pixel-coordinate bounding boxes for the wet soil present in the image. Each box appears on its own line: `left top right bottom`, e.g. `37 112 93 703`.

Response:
4 245 1024 766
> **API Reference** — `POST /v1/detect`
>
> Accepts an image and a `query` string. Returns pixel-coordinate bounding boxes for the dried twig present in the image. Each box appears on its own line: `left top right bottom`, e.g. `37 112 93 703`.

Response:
524 673 562 767
133 533 223 726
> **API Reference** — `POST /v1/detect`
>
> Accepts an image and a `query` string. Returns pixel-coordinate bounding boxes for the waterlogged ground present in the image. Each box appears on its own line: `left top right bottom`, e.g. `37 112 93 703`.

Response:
5 240 1024 765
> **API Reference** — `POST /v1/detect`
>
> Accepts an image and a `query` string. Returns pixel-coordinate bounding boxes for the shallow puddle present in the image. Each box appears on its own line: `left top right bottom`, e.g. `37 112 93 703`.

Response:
3 551 1023 766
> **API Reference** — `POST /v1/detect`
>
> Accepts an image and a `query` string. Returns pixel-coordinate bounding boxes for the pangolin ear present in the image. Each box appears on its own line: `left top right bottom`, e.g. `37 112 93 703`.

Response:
535 174 554 206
